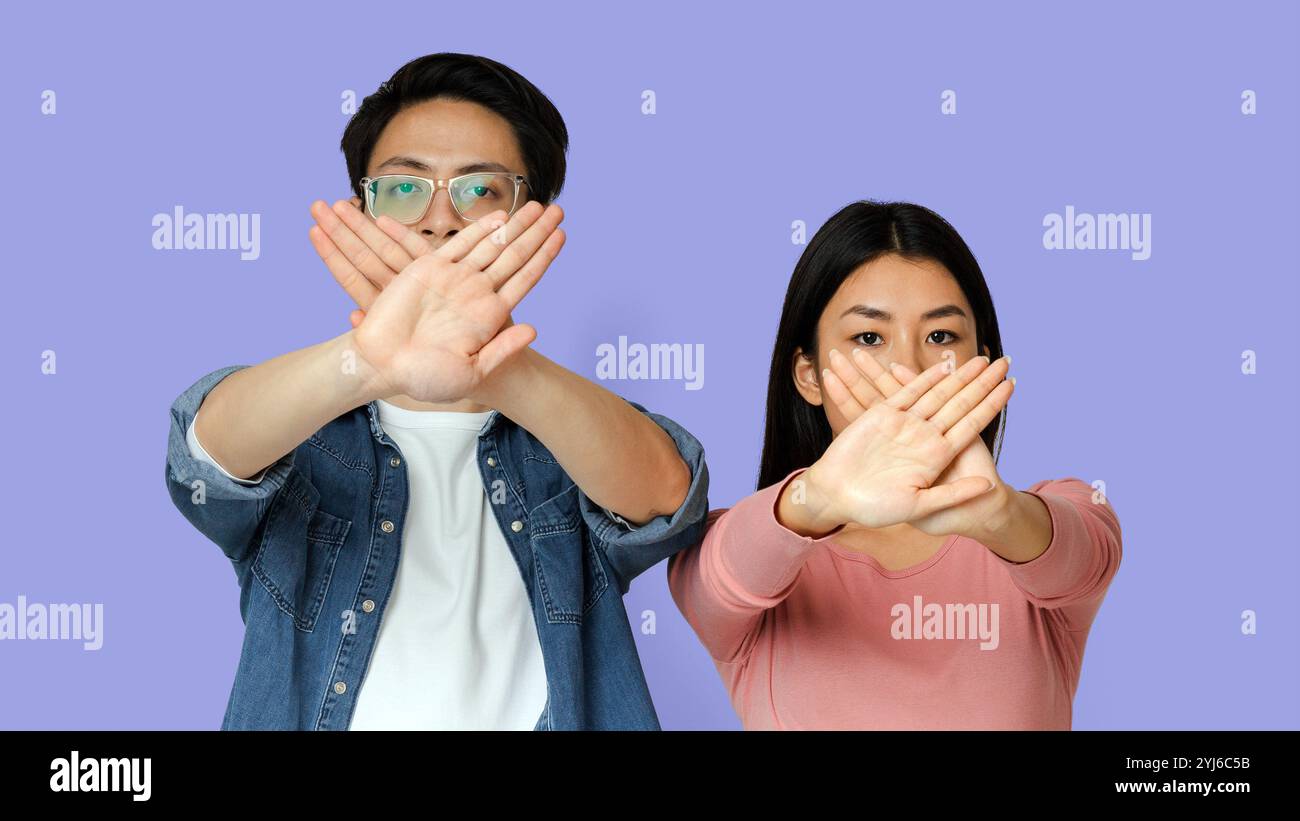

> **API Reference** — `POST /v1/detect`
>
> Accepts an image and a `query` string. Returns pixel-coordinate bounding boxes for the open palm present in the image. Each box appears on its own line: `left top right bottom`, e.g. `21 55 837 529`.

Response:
808 393 997 530
818 347 1014 536
908 430 1003 536
350 203 565 403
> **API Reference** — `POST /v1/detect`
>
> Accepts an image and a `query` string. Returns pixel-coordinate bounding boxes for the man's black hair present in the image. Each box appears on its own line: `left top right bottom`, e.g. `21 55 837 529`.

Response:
342 53 569 205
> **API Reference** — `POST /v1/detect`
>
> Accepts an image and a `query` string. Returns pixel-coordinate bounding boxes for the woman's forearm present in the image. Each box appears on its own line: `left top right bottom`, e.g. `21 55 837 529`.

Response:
193 331 384 480
969 487 1054 563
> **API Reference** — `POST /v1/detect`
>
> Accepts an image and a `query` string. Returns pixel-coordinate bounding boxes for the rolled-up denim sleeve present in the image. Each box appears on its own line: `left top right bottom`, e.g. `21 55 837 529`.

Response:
576 399 710 593
164 364 298 569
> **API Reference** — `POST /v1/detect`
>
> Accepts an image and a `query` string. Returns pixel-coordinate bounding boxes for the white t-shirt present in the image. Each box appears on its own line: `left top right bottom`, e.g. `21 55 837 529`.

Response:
186 398 549 730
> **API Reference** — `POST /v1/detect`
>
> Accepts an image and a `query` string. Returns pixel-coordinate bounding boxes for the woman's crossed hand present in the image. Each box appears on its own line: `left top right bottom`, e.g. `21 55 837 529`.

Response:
789 353 1014 536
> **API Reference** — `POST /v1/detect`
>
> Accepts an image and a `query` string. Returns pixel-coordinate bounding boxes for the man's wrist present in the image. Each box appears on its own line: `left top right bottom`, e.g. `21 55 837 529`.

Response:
467 346 545 415
332 330 389 407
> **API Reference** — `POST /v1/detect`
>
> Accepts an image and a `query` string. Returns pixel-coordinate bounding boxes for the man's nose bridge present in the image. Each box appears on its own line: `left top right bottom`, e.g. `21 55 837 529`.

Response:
430 185 458 216
418 186 463 233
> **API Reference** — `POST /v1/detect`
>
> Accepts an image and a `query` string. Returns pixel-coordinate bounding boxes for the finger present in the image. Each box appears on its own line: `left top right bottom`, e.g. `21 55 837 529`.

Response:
374 213 437 260
928 356 1010 433
820 367 867 423
828 348 885 411
905 355 994 421
349 309 365 329
883 358 957 412
461 201 548 273
496 227 565 309
943 377 1014 452
319 197 410 287
310 223 379 310
912 476 996 519
850 346 905 397
481 203 564 289
889 361 920 383
434 208 512 262
474 322 538 381
313 198 395 288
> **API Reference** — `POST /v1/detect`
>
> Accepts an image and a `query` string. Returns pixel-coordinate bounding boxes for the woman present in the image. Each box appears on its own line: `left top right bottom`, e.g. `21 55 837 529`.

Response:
667 200 1122 730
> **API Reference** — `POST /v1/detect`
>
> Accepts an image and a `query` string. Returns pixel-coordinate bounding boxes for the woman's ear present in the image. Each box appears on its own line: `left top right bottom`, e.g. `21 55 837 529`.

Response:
791 347 824 406
349 195 363 210
982 343 991 359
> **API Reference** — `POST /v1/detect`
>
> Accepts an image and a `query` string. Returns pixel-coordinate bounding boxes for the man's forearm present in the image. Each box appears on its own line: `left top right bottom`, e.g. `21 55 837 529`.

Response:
474 348 691 525
194 331 384 480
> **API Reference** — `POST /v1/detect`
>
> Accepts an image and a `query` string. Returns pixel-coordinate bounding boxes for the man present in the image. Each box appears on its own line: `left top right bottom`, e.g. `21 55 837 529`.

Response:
164 53 709 730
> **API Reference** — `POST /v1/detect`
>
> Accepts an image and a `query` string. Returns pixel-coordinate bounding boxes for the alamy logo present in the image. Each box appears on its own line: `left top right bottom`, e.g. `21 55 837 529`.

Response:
1042 205 1151 260
50 751 151 801
890 594 999 650
595 335 704 390
151 205 261 260
0 595 103 649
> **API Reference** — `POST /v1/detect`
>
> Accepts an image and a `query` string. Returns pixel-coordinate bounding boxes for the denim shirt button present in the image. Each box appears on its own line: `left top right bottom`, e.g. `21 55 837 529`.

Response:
510 520 523 532
361 599 375 613
389 456 401 467
333 681 347 695
486 456 497 467
381 520 395 533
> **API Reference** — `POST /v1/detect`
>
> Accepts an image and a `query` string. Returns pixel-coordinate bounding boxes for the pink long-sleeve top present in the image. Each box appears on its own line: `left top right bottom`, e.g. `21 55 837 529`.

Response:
667 469 1122 730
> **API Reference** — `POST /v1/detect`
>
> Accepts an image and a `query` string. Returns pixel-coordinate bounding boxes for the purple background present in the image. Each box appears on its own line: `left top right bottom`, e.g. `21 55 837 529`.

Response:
2 0 1296 730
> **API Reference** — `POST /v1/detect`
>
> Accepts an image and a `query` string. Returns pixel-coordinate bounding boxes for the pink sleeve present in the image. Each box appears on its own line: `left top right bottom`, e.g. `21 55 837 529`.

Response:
996 477 1123 631
667 468 842 665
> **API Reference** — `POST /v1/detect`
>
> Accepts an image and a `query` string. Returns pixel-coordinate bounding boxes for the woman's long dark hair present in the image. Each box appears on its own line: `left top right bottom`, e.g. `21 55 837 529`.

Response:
757 200 1006 491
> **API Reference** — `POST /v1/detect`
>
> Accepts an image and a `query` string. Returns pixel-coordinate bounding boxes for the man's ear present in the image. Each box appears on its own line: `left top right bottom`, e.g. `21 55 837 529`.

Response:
791 347 824 406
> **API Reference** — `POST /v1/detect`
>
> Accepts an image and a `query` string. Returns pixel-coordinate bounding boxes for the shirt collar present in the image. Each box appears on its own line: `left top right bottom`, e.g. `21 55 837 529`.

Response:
364 400 504 441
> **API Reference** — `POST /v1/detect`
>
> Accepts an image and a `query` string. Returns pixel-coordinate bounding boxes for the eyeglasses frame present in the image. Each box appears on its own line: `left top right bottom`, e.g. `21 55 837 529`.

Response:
358 172 531 224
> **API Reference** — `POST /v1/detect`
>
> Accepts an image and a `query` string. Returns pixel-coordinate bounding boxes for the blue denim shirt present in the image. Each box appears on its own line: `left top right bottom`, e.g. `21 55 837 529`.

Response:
164 364 709 730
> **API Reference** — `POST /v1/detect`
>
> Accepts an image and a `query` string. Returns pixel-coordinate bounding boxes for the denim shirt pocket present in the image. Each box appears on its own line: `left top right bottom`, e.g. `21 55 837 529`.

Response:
251 469 352 632
529 484 610 625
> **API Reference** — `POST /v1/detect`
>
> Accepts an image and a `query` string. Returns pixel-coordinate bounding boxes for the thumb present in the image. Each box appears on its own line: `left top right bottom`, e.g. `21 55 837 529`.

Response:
911 476 993 519
475 322 537 378
349 309 366 328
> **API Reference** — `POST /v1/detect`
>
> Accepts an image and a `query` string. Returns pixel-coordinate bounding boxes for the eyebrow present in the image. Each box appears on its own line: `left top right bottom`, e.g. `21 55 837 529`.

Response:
839 303 969 322
374 155 513 175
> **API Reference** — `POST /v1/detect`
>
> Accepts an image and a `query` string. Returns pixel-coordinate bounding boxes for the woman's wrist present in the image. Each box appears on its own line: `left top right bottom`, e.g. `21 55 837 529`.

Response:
775 466 844 539
963 481 1020 543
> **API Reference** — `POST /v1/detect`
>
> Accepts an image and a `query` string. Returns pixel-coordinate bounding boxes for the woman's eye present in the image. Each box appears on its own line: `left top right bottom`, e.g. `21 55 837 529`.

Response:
853 332 883 346
928 330 959 344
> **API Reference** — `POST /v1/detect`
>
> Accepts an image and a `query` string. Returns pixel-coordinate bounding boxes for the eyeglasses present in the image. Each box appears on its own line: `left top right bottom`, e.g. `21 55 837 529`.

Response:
359 172 530 224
